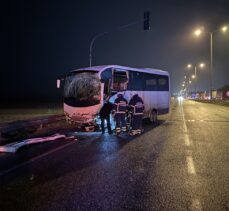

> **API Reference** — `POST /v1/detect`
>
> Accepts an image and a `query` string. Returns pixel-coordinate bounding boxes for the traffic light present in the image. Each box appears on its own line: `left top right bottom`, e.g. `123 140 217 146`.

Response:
143 11 150 30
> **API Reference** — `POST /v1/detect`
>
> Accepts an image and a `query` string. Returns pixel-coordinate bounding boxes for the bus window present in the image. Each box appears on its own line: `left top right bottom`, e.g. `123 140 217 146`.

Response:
111 69 128 91
101 68 112 95
101 68 112 80
158 76 169 91
128 71 144 91
144 73 158 91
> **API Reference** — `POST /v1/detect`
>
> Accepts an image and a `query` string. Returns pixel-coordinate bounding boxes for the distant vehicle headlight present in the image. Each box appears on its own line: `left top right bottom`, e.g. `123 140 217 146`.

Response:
178 96 184 101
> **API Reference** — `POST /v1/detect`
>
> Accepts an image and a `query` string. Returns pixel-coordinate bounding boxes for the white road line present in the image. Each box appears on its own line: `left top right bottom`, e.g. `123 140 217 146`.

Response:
191 198 203 211
0 141 75 177
180 101 188 133
184 134 190 146
180 101 202 210
186 156 196 175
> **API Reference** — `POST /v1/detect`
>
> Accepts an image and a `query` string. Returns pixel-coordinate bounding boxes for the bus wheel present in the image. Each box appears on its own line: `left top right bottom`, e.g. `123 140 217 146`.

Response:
150 110 157 124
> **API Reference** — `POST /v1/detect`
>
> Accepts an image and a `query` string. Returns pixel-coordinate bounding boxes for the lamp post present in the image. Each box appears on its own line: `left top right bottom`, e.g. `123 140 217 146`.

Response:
210 32 213 100
193 25 228 99
186 63 205 95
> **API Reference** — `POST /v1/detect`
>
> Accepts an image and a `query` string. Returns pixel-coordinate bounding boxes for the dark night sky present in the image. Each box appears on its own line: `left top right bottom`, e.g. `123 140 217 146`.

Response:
1 0 229 103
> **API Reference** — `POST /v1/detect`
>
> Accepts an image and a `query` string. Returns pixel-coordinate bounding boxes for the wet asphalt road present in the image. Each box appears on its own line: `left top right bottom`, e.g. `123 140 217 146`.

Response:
0 100 228 211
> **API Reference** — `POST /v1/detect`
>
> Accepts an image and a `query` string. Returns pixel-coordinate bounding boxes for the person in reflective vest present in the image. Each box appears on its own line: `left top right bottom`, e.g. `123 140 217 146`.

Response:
113 93 128 135
129 94 144 135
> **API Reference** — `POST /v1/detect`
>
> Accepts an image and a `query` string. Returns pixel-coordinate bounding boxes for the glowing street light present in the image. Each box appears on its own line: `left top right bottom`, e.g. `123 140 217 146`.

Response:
221 26 228 32
186 62 205 94
186 62 205 78
199 63 205 68
194 29 202 36
192 25 228 99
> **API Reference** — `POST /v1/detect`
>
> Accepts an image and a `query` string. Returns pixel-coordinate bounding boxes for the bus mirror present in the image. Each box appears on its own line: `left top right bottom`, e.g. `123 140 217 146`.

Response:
57 79 60 88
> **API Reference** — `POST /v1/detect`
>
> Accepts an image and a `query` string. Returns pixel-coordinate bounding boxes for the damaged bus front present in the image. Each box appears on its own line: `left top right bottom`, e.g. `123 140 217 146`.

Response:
57 66 129 131
58 70 102 131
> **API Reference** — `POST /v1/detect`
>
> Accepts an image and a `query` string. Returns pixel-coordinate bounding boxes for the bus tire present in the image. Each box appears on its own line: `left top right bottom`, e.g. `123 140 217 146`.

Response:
150 110 157 124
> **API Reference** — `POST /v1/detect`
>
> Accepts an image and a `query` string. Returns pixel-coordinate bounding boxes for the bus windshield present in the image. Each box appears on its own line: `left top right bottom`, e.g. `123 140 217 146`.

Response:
64 71 101 107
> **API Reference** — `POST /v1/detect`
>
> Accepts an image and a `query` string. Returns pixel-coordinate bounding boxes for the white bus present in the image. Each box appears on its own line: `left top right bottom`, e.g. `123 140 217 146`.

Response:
57 65 170 131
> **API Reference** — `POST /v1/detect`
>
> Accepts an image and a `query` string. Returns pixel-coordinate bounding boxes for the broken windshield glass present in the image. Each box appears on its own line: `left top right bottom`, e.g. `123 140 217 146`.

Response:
64 71 101 107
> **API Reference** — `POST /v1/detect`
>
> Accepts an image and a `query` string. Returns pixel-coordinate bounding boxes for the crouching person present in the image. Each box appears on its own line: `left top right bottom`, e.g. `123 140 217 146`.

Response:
129 94 144 136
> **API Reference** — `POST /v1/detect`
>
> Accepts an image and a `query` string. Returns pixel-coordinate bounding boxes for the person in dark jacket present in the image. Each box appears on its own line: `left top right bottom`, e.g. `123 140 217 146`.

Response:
113 93 128 135
99 96 114 134
129 94 144 135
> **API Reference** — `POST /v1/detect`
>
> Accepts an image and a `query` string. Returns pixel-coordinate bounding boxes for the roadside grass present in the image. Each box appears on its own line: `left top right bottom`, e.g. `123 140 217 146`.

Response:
0 107 63 124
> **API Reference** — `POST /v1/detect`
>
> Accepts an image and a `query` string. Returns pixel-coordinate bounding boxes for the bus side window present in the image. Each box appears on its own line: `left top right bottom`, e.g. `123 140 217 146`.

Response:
104 79 111 95
101 68 112 95
158 76 169 91
128 71 144 91
143 73 158 91
111 69 128 91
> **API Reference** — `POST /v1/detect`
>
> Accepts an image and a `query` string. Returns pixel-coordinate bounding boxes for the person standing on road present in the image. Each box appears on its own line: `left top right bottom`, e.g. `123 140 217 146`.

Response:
129 93 144 136
113 93 128 135
99 95 114 134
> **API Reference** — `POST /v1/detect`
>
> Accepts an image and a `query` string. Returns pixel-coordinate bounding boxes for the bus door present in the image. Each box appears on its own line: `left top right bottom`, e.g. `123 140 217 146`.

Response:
111 68 129 91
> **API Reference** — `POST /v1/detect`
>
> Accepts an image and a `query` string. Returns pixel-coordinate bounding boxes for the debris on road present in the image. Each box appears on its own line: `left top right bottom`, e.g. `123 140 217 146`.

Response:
0 133 77 153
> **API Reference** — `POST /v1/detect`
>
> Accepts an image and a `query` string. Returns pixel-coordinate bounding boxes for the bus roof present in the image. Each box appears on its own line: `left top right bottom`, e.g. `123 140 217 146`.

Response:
70 65 169 76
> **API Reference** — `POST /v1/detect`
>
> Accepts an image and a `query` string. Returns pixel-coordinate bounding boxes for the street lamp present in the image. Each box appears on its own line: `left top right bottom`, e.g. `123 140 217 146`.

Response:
194 29 202 36
187 62 205 78
199 63 205 68
221 26 228 32
193 25 228 99
187 62 205 94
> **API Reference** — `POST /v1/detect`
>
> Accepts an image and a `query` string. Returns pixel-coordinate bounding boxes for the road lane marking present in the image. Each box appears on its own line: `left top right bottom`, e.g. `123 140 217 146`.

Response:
180 101 188 133
180 102 195 175
191 199 203 211
180 101 203 210
186 156 196 175
0 141 75 177
167 119 229 123
184 134 190 146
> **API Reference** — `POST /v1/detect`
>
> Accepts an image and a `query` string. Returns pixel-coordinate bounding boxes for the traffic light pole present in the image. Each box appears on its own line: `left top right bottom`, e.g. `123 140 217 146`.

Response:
89 12 150 67
89 32 108 67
